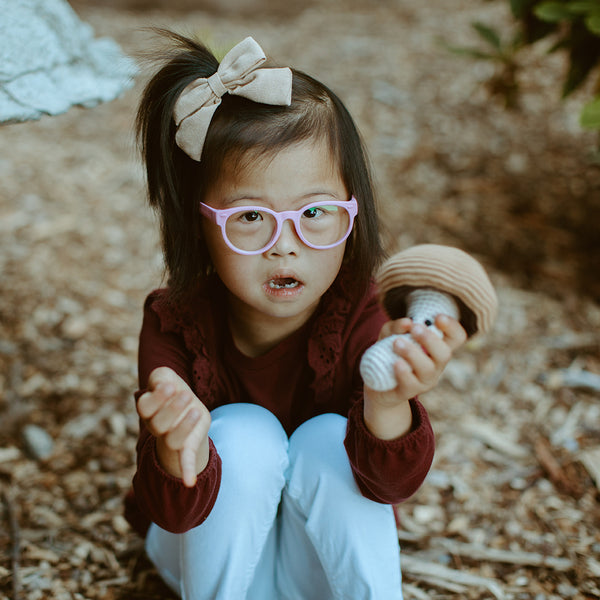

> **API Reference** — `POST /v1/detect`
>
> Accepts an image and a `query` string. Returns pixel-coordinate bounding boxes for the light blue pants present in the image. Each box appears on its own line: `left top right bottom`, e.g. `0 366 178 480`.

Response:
145 403 403 600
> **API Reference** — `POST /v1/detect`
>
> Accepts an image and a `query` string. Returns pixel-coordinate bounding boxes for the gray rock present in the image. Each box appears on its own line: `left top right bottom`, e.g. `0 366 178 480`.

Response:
0 0 137 124
22 424 55 460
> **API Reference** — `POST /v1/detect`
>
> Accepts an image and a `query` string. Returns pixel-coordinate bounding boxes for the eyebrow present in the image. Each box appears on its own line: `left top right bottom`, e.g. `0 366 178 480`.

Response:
220 191 343 208
220 194 260 208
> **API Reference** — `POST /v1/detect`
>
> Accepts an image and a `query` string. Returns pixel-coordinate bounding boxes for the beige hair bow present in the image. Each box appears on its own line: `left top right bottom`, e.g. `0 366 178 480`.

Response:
173 37 293 161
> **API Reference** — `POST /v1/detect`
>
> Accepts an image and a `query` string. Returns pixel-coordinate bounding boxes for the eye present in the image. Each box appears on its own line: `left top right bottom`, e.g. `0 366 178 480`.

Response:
239 210 262 223
303 206 325 219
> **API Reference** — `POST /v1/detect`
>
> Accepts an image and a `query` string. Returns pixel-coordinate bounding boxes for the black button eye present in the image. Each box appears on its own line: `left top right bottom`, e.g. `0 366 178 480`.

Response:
424 319 433 327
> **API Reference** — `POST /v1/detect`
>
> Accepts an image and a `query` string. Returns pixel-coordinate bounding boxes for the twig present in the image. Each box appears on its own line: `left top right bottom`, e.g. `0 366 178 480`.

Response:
95 575 131 586
534 436 582 497
531 504 584 583
409 573 469 594
401 554 506 599
402 582 432 600
542 333 599 350
539 368 600 392
1 486 21 600
579 446 600 489
461 417 529 459
434 538 573 571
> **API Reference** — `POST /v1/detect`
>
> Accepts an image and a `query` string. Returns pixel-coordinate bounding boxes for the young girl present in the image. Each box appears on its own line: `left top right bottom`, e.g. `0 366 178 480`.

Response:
124 32 466 600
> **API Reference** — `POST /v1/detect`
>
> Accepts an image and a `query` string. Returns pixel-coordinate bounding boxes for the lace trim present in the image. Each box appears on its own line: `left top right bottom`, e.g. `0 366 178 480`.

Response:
307 272 354 407
149 286 222 409
148 267 364 408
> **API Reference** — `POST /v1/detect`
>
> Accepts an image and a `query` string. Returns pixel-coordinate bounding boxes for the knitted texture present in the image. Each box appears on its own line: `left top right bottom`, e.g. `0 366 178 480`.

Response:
377 244 497 336
360 289 459 391
359 245 498 391
405 289 459 335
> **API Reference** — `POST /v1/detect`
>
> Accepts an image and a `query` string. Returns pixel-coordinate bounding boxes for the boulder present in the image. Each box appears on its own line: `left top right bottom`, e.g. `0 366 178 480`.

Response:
0 0 136 124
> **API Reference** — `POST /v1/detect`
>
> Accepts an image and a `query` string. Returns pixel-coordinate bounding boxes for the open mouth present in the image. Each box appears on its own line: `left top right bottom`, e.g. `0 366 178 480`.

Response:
268 277 300 290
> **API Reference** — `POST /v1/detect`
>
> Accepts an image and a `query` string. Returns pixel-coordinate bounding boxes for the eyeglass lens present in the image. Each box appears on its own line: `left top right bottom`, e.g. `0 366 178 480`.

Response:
224 205 351 252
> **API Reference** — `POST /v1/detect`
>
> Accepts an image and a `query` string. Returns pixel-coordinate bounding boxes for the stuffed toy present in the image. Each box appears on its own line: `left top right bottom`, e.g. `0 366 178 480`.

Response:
360 244 498 391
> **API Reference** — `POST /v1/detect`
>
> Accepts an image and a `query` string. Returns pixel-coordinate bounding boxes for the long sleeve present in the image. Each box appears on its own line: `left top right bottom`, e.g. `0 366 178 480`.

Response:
131 427 221 534
329 281 435 505
344 397 435 505
127 293 222 535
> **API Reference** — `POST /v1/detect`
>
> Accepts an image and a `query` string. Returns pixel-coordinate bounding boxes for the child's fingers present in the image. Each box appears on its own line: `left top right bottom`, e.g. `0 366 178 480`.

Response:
435 315 467 351
148 389 193 436
163 406 202 451
379 318 412 340
392 357 420 394
179 412 211 488
139 367 200 434
147 366 180 390
410 323 452 367
138 367 182 419
137 381 175 420
392 333 437 383
180 446 198 488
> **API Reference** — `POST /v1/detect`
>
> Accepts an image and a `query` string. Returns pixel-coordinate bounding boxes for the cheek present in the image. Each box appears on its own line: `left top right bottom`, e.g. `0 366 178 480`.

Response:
203 228 251 286
203 222 227 263
312 244 346 284
209 245 243 281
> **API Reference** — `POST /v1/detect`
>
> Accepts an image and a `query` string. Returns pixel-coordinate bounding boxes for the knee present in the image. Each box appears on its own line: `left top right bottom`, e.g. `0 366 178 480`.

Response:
210 403 289 487
289 413 347 461
287 413 350 496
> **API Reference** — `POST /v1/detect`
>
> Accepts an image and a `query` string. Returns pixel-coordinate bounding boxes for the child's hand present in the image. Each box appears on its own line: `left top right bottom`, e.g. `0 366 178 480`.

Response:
137 367 211 487
363 315 466 439
372 314 467 402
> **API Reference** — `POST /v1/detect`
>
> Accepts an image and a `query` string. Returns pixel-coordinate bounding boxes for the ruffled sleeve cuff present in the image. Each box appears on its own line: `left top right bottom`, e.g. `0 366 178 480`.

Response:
344 397 435 504
131 434 222 534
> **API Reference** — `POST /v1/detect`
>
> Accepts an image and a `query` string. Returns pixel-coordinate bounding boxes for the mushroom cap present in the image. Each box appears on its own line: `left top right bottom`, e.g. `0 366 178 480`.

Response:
377 244 498 337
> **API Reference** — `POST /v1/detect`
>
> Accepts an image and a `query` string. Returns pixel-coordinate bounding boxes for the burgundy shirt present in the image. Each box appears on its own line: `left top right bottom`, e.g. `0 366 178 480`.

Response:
124 272 435 536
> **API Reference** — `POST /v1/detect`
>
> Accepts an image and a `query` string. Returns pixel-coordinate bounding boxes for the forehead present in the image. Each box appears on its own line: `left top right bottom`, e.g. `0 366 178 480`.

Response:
212 137 345 200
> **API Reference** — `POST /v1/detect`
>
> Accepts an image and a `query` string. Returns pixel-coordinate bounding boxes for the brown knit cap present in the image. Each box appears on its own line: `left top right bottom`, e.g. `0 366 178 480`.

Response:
377 244 498 337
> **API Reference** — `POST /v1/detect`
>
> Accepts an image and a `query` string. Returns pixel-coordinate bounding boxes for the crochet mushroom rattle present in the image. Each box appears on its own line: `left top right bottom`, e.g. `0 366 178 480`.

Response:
359 244 498 392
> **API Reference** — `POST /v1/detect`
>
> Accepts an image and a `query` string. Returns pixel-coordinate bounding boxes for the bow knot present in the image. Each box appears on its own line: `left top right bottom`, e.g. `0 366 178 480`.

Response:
206 72 228 99
173 37 292 161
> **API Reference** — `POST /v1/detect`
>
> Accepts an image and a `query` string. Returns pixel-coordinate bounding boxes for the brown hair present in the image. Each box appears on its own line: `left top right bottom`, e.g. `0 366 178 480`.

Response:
136 30 383 301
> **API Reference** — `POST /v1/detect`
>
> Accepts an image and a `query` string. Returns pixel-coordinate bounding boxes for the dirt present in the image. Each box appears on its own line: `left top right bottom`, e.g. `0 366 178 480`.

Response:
1 1 599 598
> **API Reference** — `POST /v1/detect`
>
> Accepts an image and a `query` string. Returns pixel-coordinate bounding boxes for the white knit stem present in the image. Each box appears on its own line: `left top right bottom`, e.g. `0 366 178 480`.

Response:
359 289 459 391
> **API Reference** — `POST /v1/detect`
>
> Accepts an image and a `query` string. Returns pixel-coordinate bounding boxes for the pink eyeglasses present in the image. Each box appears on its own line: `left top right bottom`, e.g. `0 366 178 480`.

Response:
200 197 358 255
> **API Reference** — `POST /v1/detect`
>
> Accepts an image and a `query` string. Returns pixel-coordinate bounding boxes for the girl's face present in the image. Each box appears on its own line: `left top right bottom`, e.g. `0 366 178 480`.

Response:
202 137 350 354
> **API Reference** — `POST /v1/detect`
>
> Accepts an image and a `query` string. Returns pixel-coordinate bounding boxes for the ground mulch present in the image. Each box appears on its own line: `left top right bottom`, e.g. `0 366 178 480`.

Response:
1 1 599 598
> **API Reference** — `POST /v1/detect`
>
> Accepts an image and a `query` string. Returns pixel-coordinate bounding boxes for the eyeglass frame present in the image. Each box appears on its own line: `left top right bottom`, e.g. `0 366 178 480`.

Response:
199 197 358 255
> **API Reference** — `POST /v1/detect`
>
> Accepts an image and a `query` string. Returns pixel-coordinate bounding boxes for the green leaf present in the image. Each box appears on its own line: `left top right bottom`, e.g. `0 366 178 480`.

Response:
472 22 502 50
445 45 498 60
585 13 600 36
568 2 600 16
580 97 600 129
534 2 574 22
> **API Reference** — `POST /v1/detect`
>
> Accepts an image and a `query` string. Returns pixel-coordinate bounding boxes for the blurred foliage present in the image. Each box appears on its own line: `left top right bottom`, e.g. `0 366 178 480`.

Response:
447 0 600 130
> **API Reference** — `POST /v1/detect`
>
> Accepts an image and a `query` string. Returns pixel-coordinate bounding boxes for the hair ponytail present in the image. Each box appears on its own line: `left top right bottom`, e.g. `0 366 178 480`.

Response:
136 31 218 299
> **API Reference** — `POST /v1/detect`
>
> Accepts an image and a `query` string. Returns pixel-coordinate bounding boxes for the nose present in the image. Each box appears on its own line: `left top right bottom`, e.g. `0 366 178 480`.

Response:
267 218 301 256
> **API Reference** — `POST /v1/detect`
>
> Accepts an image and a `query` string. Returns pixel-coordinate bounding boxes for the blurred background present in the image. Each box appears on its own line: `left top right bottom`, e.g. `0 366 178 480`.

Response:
0 1 599 598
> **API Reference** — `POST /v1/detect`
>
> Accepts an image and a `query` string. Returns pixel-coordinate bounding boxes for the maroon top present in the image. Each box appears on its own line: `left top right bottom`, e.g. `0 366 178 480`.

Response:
124 271 435 536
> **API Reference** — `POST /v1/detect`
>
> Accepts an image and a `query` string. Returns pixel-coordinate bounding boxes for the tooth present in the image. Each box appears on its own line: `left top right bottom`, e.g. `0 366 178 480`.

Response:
269 280 298 289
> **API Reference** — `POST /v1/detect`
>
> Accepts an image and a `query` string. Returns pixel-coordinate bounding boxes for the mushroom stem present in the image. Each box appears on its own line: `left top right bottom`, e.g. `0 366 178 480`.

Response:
360 288 459 392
